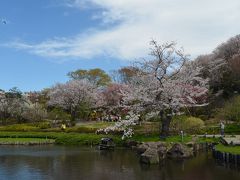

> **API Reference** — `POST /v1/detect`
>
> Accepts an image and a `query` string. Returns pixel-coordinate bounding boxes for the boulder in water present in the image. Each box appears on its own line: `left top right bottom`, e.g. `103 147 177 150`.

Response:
140 148 159 164
167 143 193 159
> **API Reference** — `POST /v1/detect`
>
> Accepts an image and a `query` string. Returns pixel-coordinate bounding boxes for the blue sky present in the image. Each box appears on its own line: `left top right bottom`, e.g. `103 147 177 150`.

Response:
0 0 128 91
1 0 240 91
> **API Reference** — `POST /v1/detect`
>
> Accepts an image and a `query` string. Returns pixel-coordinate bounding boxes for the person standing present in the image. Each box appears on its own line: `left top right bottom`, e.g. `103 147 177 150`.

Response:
220 121 225 137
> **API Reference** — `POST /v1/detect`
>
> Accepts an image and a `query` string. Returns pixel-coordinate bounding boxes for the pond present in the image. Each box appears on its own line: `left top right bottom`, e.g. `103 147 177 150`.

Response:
0 145 239 180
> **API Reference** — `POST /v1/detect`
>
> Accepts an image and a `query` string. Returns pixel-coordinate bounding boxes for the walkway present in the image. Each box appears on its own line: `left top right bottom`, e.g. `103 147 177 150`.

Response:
197 135 240 145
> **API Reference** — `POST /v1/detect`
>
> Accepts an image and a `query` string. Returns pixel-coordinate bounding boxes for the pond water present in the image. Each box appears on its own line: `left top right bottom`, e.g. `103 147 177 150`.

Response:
0 145 240 180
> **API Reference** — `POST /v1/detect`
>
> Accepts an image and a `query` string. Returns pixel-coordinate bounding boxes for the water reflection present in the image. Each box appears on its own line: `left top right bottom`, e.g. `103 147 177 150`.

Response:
0 145 239 180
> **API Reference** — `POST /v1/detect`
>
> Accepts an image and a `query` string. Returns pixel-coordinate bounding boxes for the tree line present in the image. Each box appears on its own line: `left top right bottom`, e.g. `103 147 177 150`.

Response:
1 35 240 136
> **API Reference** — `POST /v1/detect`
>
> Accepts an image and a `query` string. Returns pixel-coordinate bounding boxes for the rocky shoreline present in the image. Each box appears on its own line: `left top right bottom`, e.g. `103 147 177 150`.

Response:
126 141 213 164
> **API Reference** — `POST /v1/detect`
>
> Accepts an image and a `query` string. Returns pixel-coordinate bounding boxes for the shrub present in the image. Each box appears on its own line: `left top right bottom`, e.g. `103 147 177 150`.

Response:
170 115 205 134
65 126 97 133
216 95 240 122
34 122 51 129
48 108 71 120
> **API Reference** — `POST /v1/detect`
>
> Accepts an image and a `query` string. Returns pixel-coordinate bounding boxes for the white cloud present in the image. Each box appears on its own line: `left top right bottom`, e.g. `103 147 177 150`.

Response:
7 0 240 60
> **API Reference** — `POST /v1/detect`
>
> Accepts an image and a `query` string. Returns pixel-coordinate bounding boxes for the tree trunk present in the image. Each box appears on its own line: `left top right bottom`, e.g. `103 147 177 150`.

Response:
160 110 172 138
70 108 77 122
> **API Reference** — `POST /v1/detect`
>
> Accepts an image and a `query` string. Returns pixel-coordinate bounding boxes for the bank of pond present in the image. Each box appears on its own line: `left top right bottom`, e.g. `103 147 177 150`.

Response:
0 131 240 160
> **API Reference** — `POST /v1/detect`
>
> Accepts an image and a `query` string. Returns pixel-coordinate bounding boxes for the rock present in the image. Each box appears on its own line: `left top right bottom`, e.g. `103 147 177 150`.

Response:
193 143 200 152
157 144 167 160
186 142 195 148
124 140 139 148
167 143 193 159
136 143 149 154
140 148 159 164
137 142 168 164
136 142 167 155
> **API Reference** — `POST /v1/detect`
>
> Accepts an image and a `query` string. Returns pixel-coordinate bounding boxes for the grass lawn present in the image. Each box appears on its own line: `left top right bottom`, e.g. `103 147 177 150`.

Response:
0 124 41 131
131 134 193 143
0 122 229 146
0 131 123 146
0 122 115 134
76 121 114 128
0 137 55 144
215 144 240 154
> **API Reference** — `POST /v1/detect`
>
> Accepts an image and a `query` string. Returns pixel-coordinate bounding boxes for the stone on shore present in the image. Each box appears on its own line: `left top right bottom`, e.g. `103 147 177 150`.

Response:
140 148 159 164
167 143 193 159
137 142 168 164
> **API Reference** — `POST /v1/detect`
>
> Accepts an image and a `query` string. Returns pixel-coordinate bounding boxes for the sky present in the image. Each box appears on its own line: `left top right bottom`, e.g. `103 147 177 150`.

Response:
1 0 240 92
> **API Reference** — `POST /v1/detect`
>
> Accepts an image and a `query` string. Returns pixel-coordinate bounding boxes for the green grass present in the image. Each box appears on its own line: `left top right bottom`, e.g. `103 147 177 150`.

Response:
0 124 41 132
164 135 193 143
197 137 220 143
0 122 115 134
130 134 193 143
0 131 123 146
0 121 233 146
0 130 221 147
0 137 54 144
77 122 114 128
215 144 240 154
200 124 240 135
66 122 114 133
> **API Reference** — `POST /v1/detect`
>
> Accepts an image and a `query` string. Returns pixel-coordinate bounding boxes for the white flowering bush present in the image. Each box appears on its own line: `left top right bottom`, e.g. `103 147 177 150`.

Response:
96 111 139 140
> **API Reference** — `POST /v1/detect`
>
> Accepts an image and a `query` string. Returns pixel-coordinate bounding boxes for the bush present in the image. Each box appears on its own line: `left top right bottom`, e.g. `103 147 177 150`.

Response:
34 122 51 129
134 122 159 135
216 95 240 122
65 126 97 133
170 115 205 134
48 108 71 120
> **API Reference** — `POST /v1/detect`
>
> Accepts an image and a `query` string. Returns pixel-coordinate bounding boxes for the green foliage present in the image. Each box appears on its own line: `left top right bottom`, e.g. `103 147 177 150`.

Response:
66 126 97 133
77 102 91 121
134 122 159 135
66 122 114 133
224 124 240 134
48 108 71 120
33 122 51 129
202 126 219 134
216 144 240 155
5 87 22 99
216 95 240 122
171 115 205 134
68 68 112 86
201 124 240 134
197 137 220 143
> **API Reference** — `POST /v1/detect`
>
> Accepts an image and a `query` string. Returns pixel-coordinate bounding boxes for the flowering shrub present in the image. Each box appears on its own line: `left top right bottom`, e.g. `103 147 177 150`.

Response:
96 112 139 139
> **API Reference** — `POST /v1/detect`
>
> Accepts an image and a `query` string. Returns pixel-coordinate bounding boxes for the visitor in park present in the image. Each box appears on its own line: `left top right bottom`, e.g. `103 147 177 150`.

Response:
61 124 66 131
220 121 225 137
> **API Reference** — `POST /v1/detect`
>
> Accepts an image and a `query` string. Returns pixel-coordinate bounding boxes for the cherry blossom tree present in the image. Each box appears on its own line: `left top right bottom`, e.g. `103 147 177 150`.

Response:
96 111 139 140
48 79 98 121
0 88 32 124
100 83 129 110
122 40 209 137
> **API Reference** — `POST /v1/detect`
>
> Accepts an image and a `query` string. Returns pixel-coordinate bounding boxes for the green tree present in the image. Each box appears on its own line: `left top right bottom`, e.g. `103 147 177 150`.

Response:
68 68 111 87
217 95 240 123
111 66 139 84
